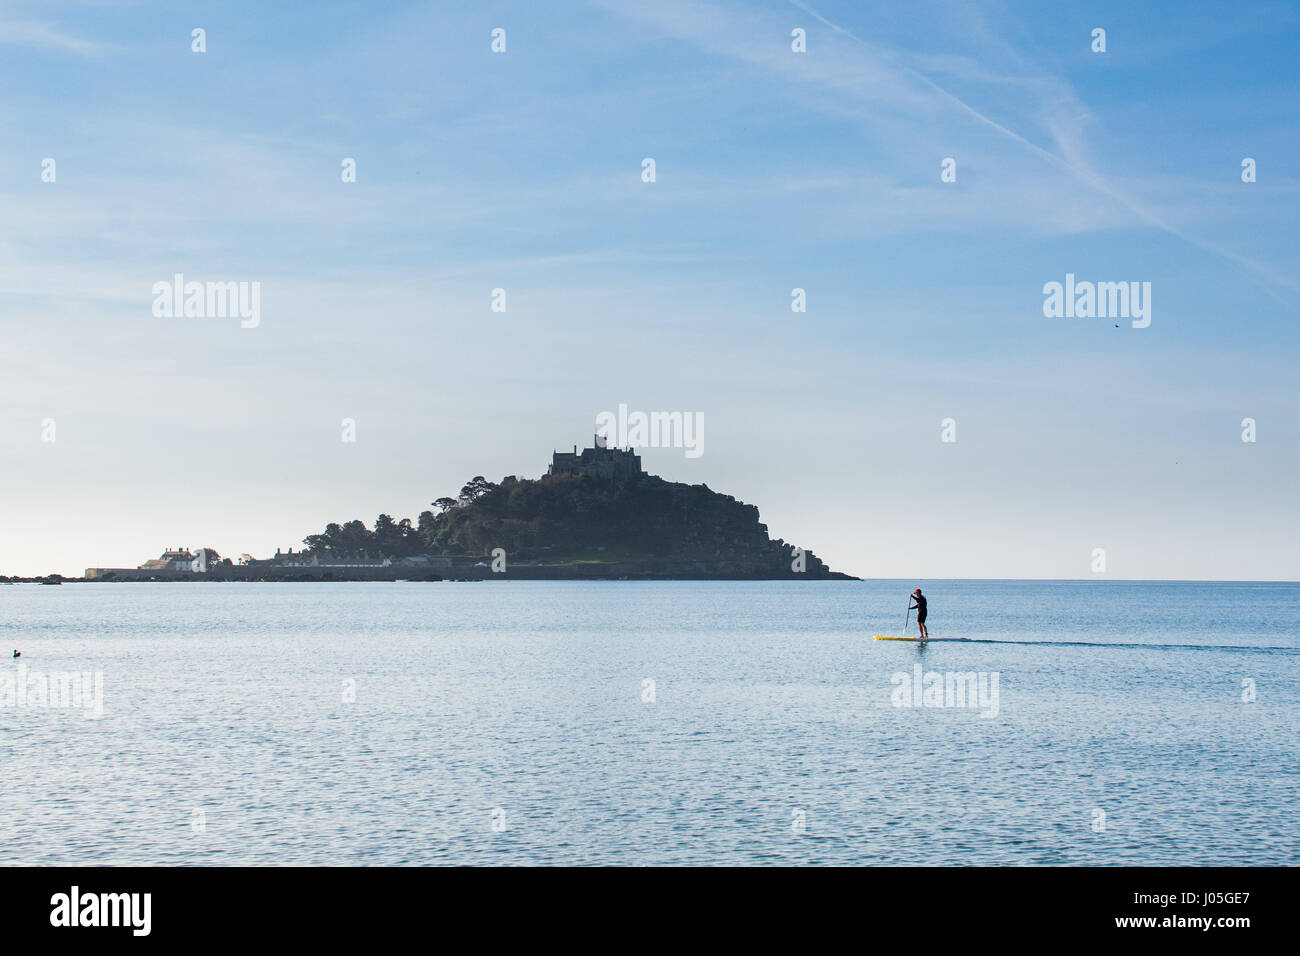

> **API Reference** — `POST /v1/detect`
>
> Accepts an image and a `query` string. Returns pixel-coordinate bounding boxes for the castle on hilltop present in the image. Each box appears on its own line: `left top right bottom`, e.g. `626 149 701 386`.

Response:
549 436 642 480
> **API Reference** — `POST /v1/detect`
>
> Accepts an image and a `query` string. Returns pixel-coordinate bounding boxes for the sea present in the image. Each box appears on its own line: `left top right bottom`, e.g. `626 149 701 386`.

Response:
1 579 1296 865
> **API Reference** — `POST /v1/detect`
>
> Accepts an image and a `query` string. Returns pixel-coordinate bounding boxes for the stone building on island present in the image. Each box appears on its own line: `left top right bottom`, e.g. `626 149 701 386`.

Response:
548 436 642 480
137 548 195 573
85 547 196 579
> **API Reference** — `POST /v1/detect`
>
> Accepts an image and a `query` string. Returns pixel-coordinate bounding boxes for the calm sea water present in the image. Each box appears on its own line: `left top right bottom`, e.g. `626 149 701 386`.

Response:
1 580 1296 866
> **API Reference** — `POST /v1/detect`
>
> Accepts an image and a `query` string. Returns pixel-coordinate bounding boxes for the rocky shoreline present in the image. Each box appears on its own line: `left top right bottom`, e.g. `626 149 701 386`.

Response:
3 565 857 584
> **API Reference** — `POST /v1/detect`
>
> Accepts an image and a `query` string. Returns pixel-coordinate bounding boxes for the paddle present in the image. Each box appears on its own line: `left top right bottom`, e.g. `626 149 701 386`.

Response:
902 599 911 639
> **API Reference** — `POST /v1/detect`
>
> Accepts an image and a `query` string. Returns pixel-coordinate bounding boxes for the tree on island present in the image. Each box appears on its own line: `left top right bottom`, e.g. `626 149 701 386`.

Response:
302 514 424 559
458 476 496 504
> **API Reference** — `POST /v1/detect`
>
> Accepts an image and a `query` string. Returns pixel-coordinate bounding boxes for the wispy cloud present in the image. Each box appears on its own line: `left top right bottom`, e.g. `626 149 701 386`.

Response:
0 19 104 55
595 0 1297 297
783 0 1300 297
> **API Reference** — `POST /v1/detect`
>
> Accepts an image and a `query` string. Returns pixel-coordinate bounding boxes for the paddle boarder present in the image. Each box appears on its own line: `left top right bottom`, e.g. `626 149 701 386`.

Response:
909 588 928 639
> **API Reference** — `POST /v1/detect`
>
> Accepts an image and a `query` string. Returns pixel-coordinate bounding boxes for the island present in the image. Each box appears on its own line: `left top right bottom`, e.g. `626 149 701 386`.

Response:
55 439 856 582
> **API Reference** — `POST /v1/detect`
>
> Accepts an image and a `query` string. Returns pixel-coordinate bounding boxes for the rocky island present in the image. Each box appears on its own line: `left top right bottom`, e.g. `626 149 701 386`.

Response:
62 439 854 582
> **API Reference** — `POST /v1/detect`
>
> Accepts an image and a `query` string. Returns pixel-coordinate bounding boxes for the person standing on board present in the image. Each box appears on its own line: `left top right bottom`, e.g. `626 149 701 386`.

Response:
909 588 928 640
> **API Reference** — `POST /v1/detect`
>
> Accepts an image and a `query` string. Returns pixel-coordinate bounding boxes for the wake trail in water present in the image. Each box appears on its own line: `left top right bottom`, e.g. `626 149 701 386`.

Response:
903 637 1297 653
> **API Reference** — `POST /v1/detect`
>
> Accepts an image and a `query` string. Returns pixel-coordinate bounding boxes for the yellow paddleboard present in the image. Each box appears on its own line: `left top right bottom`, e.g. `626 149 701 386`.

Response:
874 635 952 642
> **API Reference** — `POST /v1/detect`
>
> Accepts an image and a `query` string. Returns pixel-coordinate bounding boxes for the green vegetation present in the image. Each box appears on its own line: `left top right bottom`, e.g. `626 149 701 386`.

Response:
300 471 835 575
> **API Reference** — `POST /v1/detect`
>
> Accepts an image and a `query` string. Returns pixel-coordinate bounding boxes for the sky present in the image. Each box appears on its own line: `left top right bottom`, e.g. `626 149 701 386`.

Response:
1 0 1298 579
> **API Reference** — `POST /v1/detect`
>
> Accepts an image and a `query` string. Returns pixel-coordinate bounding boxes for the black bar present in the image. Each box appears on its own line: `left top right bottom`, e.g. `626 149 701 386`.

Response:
1 866 1286 944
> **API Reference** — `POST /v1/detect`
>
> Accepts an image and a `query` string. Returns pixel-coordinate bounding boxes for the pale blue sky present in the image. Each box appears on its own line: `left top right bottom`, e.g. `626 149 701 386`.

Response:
2 0 1298 579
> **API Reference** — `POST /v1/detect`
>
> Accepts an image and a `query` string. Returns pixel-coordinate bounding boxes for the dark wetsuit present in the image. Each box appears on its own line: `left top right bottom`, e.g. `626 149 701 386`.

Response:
911 594 927 623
